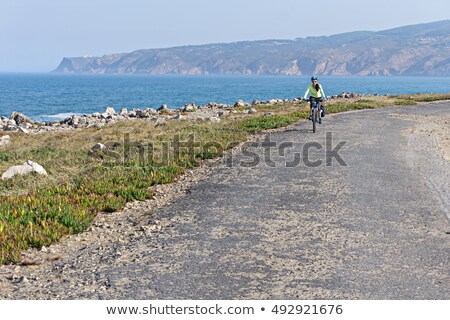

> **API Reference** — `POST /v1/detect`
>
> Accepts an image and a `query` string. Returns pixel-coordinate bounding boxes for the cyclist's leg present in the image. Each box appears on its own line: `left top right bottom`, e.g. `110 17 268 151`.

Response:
318 100 322 124
309 99 313 119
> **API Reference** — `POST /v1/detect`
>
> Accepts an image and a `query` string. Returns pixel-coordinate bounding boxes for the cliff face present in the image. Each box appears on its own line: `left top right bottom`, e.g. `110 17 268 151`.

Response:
54 20 450 76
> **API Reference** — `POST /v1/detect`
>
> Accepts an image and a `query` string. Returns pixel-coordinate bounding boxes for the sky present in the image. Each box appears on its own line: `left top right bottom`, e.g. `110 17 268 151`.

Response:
1 0 449 72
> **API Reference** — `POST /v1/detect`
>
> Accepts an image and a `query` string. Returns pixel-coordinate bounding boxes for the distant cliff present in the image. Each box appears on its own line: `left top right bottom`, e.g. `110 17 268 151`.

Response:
54 20 450 76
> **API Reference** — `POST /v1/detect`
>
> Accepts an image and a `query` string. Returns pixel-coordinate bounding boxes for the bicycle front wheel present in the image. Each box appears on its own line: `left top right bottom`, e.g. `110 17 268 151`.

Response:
312 108 317 133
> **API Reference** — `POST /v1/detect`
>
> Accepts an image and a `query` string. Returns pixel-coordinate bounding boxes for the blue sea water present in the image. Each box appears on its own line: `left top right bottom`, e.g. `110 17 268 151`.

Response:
0 73 449 122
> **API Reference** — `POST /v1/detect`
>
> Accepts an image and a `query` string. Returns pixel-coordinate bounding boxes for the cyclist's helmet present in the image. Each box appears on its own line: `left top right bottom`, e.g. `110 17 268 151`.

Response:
311 76 318 81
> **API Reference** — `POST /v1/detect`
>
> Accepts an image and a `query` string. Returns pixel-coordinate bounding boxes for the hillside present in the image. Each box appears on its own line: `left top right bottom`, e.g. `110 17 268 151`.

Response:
54 20 450 76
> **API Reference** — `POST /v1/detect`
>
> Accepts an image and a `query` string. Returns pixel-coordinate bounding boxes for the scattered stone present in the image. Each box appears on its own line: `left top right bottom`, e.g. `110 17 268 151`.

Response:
217 111 230 117
155 120 166 127
248 108 257 114
119 108 128 116
13 276 29 284
266 98 283 105
1 160 48 180
208 117 221 123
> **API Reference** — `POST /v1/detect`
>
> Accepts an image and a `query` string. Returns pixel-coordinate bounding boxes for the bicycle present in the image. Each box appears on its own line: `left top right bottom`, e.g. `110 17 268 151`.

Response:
309 97 323 133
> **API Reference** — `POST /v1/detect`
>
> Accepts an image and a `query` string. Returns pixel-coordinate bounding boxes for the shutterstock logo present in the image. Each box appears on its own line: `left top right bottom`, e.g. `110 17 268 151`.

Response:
98 132 347 168
228 132 347 168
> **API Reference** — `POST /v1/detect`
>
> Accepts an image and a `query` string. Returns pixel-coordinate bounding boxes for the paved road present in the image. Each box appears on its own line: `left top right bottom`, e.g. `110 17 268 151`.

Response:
2 103 449 299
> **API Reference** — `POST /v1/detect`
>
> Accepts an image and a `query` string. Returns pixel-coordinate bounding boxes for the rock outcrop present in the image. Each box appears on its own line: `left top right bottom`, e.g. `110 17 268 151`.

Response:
1 160 48 180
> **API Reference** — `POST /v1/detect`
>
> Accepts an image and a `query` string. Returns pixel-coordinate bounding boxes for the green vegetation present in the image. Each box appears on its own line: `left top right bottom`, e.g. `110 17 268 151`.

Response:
0 93 449 264
394 93 450 102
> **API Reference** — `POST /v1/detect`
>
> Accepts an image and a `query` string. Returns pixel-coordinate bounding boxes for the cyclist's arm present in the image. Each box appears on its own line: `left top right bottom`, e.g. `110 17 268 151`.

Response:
319 85 326 100
303 87 311 100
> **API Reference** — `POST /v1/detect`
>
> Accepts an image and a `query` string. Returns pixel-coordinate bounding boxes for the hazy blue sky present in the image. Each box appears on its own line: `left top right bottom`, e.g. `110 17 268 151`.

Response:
1 0 449 72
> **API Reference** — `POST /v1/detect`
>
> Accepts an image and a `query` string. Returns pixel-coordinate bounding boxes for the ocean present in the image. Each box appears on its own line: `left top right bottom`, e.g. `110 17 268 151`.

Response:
1 73 449 122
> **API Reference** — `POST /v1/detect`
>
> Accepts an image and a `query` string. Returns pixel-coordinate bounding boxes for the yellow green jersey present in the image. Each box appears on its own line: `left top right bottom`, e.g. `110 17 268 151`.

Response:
303 84 326 99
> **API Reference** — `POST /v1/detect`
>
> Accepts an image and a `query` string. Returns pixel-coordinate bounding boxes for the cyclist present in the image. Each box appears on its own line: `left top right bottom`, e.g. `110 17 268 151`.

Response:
303 76 326 123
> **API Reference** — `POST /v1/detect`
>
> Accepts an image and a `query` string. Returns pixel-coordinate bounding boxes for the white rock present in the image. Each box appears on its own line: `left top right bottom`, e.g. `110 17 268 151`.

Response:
0 135 11 146
1 160 48 180
234 100 248 108
217 110 230 117
10 112 35 125
4 124 17 131
18 126 30 134
101 112 110 119
208 117 221 123
105 106 116 115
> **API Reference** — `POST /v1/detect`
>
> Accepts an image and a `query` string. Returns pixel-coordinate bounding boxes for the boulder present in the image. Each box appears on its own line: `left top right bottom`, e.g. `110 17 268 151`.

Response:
88 143 108 155
0 135 11 146
92 112 101 118
10 112 35 125
217 110 230 117
105 106 116 115
157 104 168 112
248 108 257 114
18 126 30 134
206 102 219 108
135 109 150 118
234 100 248 108
101 112 110 119
120 108 128 116
77 117 87 126
1 160 48 180
180 102 196 112
4 123 17 131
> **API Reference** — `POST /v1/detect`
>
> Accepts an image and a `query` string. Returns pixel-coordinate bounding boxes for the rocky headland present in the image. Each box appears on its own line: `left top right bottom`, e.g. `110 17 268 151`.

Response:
54 20 450 76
